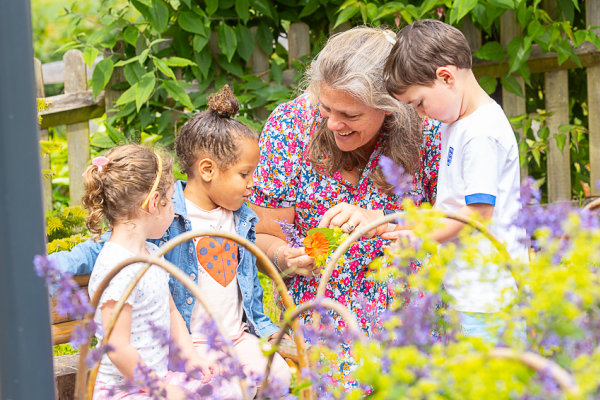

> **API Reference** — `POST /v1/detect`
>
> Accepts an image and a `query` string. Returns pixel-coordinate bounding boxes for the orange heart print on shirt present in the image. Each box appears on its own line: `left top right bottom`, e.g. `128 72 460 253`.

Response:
195 237 239 287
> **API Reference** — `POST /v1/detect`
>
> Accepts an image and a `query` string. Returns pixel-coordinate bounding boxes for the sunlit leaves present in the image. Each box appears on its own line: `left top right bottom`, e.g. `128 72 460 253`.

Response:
218 23 238 62
91 57 114 99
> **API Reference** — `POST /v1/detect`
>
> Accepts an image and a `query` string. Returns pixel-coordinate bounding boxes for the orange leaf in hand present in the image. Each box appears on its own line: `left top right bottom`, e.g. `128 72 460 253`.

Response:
304 231 330 258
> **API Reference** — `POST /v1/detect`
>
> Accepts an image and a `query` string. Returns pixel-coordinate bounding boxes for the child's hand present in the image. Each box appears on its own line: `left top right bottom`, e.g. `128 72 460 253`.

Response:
268 331 291 343
188 358 220 383
381 229 420 248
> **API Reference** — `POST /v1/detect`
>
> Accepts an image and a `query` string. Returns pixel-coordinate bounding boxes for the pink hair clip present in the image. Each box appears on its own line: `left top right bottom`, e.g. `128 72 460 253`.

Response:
92 156 110 172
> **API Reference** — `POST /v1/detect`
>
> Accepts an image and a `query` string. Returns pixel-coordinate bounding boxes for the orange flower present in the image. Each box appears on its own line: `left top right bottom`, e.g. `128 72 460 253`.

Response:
304 231 330 258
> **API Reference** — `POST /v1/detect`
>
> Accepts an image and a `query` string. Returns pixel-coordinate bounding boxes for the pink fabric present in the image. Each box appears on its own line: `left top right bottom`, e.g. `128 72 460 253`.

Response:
93 370 243 399
194 331 291 398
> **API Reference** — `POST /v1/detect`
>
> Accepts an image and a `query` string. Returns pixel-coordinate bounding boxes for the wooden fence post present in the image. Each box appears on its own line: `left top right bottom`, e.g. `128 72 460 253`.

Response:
250 26 271 120
63 49 90 206
587 0 600 196
34 58 53 211
460 16 481 52
104 43 125 120
283 22 310 86
500 10 528 182
544 0 571 201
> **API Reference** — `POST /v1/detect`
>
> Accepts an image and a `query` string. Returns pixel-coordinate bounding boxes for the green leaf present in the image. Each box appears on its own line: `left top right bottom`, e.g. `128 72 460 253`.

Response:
256 22 273 56
527 20 545 40
235 0 250 23
193 47 212 79
507 36 531 75
333 5 359 29
478 75 498 94
206 0 218 15
218 23 237 62
178 11 208 35
115 56 141 67
161 80 194 109
488 0 513 8
501 74 523 97
366 3 378 20
115 83 138 106
83 47 99 68
148 0 169 33
554 132 567 151
473 41 506 61
449 0 477 24
106 124 126 144
136 72 156 112
193 33 210 53
91 57 114 99
123 26 139 47
299 0 319 18
90 131 117 148
139 48 150 65
252 0 277 21
153 57 176 80
164 56 196 67
236 24 254 62
537 125 549 140
418 0 442 17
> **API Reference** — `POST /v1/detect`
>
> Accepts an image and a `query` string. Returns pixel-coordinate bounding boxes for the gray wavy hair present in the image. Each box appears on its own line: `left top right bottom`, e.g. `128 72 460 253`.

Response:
304 26 423 193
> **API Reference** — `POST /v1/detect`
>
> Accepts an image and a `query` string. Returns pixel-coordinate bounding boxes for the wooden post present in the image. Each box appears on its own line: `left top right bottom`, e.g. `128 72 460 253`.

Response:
34 58 53 211
587 0 600 195
283 22 310 86
500 10 528 181
545 70 571 201
544 0 571 201
460 16 481 52
104 42 125 120
63 49 90 206
250 26 271 120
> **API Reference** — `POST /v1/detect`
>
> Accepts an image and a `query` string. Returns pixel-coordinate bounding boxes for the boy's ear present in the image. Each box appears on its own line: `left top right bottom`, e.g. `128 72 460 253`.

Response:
435 66 456 87
196 158 216 182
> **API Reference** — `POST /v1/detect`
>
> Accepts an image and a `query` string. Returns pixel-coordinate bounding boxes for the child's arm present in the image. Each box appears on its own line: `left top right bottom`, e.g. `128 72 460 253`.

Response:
168 295 219 382
48 232 111 278
382 203 494 244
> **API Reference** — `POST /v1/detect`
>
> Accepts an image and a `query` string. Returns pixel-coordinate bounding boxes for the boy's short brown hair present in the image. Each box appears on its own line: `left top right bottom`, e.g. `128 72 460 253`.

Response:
384 19 472 95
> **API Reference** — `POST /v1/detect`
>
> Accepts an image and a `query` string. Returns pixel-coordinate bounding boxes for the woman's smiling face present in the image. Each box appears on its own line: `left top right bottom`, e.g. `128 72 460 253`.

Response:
318 84 387 153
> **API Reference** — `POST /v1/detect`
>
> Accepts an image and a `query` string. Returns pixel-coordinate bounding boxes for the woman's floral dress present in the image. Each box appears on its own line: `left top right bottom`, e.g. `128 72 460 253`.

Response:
250 95 441 379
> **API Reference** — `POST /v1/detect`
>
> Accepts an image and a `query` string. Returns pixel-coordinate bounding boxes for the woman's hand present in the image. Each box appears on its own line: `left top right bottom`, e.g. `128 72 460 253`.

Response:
318 202 389 238
277 245 320 277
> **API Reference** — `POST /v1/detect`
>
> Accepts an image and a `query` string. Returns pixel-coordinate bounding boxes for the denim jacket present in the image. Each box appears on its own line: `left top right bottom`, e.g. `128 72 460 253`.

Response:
49 180 279 338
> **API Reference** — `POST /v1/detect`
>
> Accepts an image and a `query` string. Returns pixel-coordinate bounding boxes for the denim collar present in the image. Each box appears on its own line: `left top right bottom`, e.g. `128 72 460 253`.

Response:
172 180 258 224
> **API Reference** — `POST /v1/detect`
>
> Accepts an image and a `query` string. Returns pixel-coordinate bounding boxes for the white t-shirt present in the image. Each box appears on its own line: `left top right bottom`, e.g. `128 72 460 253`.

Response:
436 101 527 313
186 199 247 341
88 241 170 385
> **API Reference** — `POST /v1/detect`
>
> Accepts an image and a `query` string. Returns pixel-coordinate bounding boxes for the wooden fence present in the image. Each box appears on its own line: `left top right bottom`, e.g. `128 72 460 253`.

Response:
36 5 600 209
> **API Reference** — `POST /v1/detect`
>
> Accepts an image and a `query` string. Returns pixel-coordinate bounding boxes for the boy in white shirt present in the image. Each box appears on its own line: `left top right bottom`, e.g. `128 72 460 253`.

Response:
382 19 527 342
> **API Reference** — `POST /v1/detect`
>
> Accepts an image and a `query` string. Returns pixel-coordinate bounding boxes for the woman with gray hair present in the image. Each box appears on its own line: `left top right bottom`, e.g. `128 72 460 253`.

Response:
249 26 441 337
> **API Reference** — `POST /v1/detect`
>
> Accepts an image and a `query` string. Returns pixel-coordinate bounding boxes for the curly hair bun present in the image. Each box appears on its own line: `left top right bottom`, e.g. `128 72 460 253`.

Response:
207 84 239 118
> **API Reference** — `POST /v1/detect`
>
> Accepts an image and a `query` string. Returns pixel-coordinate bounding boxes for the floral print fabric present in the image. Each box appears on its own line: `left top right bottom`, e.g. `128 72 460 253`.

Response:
250 95 441 336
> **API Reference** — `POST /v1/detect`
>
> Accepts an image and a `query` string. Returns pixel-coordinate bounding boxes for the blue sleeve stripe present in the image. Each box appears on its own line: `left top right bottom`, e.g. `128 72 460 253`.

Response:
465 193 496 205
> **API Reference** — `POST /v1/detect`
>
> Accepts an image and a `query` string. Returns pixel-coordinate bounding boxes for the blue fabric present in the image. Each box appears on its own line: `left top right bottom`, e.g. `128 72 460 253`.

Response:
458 312 526 344
49 180 279 338
464 193 496 206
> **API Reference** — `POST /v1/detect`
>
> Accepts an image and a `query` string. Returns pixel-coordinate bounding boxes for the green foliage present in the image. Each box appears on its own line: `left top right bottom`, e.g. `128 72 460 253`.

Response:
46 206 91 253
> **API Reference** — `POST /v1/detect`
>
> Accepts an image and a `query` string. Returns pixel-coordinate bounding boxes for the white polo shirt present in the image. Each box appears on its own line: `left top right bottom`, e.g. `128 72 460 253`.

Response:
436 101 527 313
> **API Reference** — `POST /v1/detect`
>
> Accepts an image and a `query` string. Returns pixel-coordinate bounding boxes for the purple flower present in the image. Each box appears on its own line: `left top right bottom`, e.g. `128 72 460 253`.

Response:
86 343 114 367
379 155 416 200
276 219 303 248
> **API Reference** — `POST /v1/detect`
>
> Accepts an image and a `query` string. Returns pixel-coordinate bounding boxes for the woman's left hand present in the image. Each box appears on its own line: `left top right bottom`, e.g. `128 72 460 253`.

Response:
318 202 389 238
